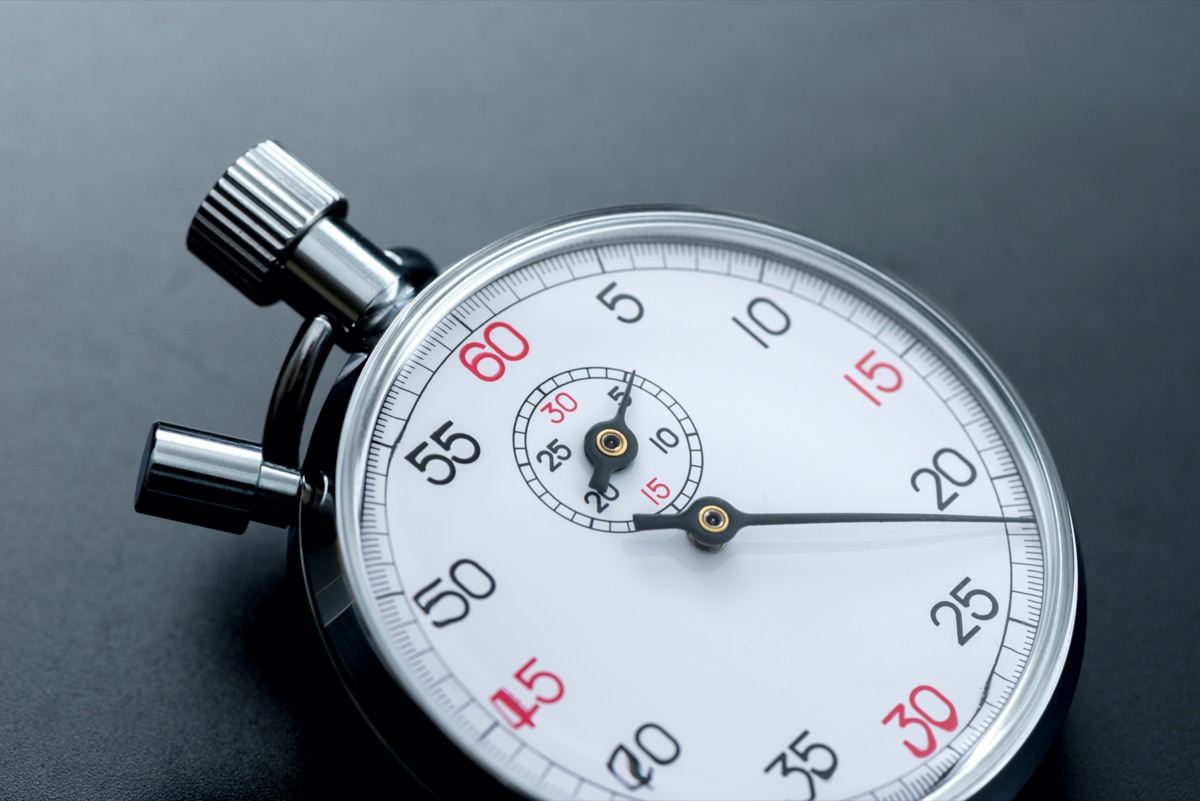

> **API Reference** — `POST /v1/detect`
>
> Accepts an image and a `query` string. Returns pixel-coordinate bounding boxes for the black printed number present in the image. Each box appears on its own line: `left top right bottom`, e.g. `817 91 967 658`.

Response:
535 438 572 472
764 730 839 801
930 577 999 645
910 448 977 510
584 483 621 513
597 281 644 323
413 559 497 628
606 723 681 791
405 420 481 485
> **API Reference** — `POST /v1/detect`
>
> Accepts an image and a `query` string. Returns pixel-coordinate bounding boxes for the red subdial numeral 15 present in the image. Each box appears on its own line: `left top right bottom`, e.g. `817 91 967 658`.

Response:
640 477 671 506
490 657 564 730
844 349 903 406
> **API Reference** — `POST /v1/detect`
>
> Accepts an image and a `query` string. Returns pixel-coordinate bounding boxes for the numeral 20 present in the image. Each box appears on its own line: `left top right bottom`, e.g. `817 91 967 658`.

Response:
910 448 977 510
606 723 681 791
584 483 620 513
459 321 529 382
882 685 958 758
930 576 998 645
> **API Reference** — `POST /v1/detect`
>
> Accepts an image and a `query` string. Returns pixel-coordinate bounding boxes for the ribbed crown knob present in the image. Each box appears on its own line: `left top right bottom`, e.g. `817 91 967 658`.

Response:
187 140 348 305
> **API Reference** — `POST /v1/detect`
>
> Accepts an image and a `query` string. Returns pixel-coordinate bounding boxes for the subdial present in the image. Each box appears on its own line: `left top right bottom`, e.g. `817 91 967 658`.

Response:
512 367 702 532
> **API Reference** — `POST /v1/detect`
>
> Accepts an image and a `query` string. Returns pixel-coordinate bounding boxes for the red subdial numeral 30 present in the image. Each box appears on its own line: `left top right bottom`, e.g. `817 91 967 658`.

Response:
539 391 578 424
881 685 959 758
459 321 530 382
844 349 903 406
490 657 564 730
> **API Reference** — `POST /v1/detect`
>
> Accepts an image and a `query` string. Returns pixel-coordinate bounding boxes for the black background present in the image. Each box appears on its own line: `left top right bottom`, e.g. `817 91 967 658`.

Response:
2 3 1197 799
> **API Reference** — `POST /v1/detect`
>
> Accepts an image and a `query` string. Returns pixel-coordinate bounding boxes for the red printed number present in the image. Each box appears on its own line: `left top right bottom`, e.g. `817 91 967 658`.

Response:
459 321 530 382
640 477 671 506
490 657 564 730
539 392 578 424
844 350 903 406
881 685 959 758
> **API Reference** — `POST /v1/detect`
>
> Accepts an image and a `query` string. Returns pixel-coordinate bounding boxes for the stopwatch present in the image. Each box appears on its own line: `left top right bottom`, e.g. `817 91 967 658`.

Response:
134 141 1083 800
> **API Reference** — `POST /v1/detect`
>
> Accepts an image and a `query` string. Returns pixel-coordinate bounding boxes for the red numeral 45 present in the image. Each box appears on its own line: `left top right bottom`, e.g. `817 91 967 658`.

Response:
490 657 564 729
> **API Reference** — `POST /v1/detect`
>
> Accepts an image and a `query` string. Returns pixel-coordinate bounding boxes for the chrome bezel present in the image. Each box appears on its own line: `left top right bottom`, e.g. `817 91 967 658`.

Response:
333 207 1080 799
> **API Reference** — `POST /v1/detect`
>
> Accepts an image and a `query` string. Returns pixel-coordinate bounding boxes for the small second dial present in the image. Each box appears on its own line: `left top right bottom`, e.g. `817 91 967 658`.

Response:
512 367 703 531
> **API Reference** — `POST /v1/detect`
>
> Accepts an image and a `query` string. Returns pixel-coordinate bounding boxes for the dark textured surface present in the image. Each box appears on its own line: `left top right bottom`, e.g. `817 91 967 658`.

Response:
1 2 1198 799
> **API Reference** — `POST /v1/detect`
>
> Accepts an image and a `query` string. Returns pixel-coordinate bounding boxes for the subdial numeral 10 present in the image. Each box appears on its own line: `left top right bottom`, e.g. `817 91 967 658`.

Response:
763 729 839 801
607 723 681 791
648 426 679 454
490 657 564 729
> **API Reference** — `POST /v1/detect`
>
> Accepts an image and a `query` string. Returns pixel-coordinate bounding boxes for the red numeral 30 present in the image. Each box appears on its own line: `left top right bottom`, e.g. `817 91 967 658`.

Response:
882 685 958 758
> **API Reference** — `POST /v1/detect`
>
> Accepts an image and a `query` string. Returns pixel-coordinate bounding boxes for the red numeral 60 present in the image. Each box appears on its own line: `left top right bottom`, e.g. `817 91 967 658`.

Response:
459 321 530 382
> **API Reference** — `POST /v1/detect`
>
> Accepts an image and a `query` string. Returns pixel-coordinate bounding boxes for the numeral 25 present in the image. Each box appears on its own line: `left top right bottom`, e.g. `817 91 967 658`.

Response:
930 576 998 645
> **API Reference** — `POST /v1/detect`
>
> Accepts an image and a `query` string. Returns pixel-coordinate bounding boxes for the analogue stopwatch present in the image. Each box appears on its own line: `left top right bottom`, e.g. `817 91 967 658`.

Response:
134 141 1083 800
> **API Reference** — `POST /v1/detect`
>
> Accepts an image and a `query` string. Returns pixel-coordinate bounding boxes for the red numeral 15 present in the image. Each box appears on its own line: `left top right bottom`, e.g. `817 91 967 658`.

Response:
844 349 903 407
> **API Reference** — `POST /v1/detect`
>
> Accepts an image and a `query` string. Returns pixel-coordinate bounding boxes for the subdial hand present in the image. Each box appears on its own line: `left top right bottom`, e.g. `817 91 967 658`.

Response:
632 495 1034 553
583 369 639 491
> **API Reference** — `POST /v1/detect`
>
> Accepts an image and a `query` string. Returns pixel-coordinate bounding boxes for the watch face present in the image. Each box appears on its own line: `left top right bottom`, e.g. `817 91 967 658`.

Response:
335 209 1079 800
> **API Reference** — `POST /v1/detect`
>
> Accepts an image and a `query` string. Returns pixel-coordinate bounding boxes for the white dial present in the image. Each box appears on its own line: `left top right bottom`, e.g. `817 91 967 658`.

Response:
336 210 1079 800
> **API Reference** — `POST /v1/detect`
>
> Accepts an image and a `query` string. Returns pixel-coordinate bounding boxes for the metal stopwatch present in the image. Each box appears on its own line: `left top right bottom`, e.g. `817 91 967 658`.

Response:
135 142 1083 800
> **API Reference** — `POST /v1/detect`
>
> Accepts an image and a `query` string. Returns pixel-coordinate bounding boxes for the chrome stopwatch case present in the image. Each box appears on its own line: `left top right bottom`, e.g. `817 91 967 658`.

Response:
135 142 1083 800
